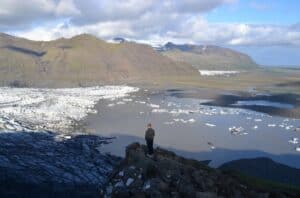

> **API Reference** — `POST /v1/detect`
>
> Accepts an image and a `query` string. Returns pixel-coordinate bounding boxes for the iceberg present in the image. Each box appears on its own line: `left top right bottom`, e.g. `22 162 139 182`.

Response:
229 126 247 136
289 138 299 144
205 123 216 127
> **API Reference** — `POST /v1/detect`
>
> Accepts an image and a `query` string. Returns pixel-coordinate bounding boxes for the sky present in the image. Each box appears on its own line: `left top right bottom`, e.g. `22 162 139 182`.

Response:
0 0 299 66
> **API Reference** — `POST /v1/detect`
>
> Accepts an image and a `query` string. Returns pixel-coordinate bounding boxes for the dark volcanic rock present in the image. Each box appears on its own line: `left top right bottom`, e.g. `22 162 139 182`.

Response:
101 143 298 198
0 131 121 197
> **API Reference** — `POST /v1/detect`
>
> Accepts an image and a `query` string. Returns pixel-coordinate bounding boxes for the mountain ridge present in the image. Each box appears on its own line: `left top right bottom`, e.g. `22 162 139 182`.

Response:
0 33 199 87
159 42 258 70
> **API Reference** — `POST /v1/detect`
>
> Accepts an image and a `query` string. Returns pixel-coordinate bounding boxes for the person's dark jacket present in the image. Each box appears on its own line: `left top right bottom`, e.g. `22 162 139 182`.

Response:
145 128 155 140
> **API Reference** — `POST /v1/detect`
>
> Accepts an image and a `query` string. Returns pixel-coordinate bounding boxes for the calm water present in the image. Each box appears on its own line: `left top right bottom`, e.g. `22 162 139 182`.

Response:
84 89 300 168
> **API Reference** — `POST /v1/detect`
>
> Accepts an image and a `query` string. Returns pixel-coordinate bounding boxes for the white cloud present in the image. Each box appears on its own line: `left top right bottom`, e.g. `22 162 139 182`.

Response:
2 0 300 47
55 0 81 16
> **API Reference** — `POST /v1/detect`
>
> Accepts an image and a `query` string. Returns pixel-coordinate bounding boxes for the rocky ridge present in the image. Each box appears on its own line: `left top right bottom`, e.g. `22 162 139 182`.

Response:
159 42 257 70
101 143 298 198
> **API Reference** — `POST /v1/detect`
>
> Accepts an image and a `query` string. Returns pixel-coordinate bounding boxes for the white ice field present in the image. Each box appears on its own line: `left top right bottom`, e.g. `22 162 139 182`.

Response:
198 70 240 76
0 86 139 133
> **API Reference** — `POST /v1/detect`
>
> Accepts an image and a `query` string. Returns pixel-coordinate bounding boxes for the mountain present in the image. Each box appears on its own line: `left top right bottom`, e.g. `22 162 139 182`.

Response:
158 42 258 70
0 33 199 87
220 157 300 186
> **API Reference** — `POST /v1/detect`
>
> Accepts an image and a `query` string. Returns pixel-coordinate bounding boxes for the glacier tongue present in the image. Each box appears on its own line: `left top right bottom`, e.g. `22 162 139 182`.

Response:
0 86 139 133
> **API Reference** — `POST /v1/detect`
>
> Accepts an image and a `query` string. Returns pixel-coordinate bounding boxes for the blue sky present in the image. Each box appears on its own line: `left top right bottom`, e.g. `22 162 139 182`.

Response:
207 0 300 25
206 0 300 66
0 0 299 66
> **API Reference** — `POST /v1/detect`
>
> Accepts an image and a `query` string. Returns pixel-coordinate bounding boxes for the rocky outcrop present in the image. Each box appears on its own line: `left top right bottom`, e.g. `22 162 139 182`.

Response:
101 143 294 198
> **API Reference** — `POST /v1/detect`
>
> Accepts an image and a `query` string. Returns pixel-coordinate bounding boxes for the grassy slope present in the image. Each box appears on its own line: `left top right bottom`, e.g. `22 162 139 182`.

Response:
0 33 199 87
162 47 258 70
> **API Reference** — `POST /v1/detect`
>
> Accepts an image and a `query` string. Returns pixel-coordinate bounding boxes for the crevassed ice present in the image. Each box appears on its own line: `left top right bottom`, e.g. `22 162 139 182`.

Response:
0 86 138 132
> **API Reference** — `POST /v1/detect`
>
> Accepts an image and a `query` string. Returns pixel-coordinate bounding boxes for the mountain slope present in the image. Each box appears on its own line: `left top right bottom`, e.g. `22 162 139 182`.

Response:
159 42 258 70
220 157 300 186
0 33 199 87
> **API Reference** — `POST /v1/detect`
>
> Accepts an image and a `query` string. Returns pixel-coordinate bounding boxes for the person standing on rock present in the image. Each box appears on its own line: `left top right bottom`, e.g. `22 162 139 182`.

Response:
145 123 155 156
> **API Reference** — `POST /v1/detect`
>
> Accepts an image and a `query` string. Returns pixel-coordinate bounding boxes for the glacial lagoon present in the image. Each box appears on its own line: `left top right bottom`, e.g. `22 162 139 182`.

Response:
85 89 300 168
0 86 300 169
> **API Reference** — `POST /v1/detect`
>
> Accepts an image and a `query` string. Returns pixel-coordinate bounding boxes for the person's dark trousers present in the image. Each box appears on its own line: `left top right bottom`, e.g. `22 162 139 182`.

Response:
146 139 153 155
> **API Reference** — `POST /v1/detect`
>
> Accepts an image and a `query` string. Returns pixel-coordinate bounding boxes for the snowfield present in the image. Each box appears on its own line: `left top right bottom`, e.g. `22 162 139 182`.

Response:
198 70 240 76
0 86 138 133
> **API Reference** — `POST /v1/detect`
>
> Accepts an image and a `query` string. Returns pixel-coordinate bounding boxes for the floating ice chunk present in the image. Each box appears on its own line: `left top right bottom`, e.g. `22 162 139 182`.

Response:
295 127 300 132
205 123 216 127
246 117 252 120
169 109 190 115
116 101 125 105
139 112 145 114
220 110 228 115
122 98 133 102
207 142 216 150
107 104 115 107
229 126 246 135
254 119 262 122
285 126 293 130
253 125 258 130
188 119 196 123
289 138 299 144
126 178 134 186
268 124 276 127
296 147 300 152
148 104 160 108
181 120 188 124
173 118 194 124
135 101 146 104
164 121 174 125
152 109 168 113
